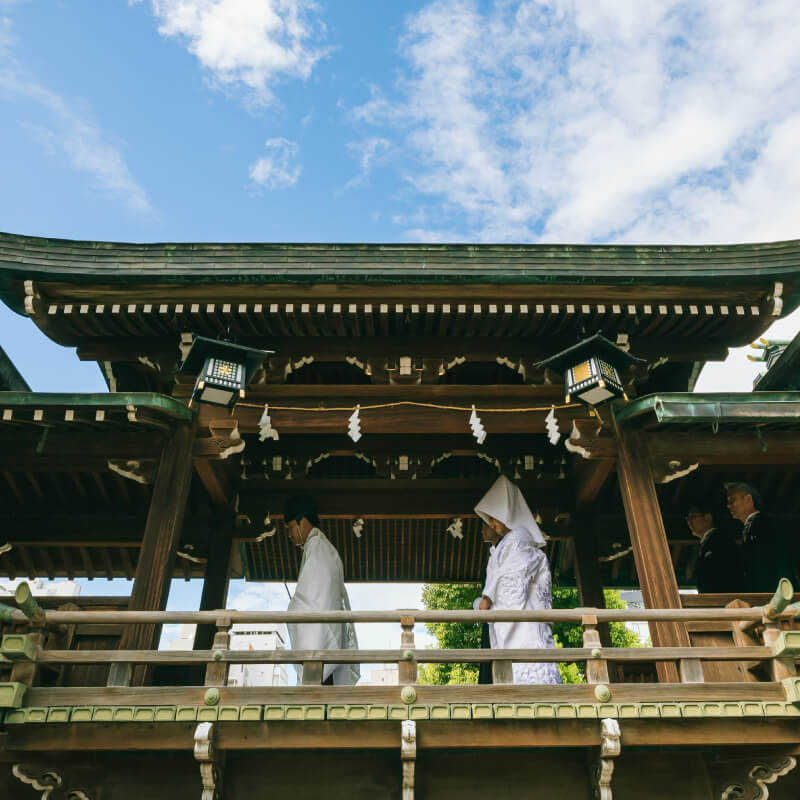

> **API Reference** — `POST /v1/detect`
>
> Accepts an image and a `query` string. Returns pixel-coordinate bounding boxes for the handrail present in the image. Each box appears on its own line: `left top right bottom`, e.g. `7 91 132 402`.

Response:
32 645 773 665
0 607 781 625
3 582 796 691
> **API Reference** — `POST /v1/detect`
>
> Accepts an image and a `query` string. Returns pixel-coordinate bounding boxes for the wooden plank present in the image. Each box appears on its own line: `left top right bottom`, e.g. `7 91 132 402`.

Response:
108 423 195 687
24 681 786 708
613 416 690 683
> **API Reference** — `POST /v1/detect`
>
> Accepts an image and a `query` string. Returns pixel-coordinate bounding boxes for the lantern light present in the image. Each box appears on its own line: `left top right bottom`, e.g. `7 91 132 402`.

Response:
537 334 643 406
180 336 272 409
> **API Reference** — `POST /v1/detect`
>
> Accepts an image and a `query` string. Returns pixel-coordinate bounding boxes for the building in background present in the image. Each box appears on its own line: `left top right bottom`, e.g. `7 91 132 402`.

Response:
360 664 398 686
167 622 288 686
0 578 81 598
227 624 288 687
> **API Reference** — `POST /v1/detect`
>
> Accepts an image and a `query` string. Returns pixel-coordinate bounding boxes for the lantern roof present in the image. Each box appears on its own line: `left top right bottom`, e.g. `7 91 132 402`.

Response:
535 333 645 375
179 335 272 383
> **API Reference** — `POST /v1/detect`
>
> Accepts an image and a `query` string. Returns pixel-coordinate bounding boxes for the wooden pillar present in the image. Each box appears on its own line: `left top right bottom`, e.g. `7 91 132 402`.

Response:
193 512 235 652
187 512 235 685
573 524 612 648
108 423 195 687
572 457 615 649
612 416 688 683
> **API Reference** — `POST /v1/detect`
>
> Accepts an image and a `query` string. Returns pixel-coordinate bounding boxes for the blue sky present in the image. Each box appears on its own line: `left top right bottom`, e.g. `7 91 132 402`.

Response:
2 0 800 666
2 1 800 244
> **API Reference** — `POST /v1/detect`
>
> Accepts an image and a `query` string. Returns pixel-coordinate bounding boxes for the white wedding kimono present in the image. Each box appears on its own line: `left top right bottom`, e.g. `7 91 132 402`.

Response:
476 476 562 685
287 528 360 685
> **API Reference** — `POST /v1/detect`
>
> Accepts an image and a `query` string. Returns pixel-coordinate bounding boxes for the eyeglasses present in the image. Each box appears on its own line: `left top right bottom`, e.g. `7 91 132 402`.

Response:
726 495 743 506
685 512 704 521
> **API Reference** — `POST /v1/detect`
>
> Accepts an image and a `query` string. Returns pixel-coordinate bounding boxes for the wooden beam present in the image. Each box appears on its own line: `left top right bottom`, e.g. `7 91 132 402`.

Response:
2 513 215 544
78 334 729 363
647 432 800 465
6 718 800 754
237 480 573 518
108 423 195 687
0 431 163 466
193 457 232 506
193 385 578 431
612 415 690 683
573 458 615 510
195 433 555 460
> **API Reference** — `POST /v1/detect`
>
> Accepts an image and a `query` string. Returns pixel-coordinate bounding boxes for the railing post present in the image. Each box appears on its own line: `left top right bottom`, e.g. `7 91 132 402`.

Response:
399 615 417 684
204 616 231 687
582 614 610 685
491 660 514 684
678 658 705 683
301 662 324 685
763 580 796 683
10 583 45 688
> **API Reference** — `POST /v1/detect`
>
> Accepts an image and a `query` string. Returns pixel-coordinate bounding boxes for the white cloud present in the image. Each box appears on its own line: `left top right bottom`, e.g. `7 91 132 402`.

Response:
0 20 152 215
356 0 800 243
150 0 328 106
341 136 390 192
249 137 301 188
0 16 13 54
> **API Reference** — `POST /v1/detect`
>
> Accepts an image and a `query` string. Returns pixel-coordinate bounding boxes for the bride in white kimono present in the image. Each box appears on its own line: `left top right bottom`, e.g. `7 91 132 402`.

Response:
475 476 561 685
284 495 360 686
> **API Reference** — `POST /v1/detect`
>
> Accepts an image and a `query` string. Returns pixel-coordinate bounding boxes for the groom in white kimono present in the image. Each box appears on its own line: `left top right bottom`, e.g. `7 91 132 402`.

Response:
475 476 561 685
284 495 360 686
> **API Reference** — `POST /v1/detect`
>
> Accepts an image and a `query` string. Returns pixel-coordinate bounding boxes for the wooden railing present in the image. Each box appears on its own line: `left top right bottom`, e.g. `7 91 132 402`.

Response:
2 580 799 697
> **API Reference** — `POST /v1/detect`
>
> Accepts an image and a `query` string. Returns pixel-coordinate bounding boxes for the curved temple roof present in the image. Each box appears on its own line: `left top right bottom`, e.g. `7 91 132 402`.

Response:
1 230 800 296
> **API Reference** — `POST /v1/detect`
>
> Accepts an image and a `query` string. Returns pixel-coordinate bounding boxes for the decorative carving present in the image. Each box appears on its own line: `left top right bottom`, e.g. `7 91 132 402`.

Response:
23 280 38 316
401 719 417 800
565 419 606 460
207 420 246 460
107 458 157 484
176 544 207 565
653 459 699 484
194 721 225 800
770 281 784 316
11 764 91 799
445 517 463 540
591 718 621 800
720 757 797 800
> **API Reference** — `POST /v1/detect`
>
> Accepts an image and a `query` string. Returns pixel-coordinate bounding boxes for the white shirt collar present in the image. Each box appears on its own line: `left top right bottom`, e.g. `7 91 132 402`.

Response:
700 527 715 544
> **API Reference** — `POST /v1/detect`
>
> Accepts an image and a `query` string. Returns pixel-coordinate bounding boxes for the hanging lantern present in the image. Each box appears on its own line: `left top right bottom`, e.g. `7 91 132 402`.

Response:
537 334 643 406
180 336 272 409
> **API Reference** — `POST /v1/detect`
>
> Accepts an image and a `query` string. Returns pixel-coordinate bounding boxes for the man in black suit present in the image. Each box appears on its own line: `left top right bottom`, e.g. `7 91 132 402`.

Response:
686 501 743 594
725 482 791 593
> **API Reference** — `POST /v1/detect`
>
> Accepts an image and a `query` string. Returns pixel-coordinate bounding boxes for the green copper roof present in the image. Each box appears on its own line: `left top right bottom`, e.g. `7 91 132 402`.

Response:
615 392 800 426
0 346 29 391
0 391 193 422
2 231 800 287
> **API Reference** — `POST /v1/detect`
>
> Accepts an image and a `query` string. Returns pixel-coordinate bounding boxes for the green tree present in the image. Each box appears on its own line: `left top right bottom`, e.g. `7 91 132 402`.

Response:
418 584 642 685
